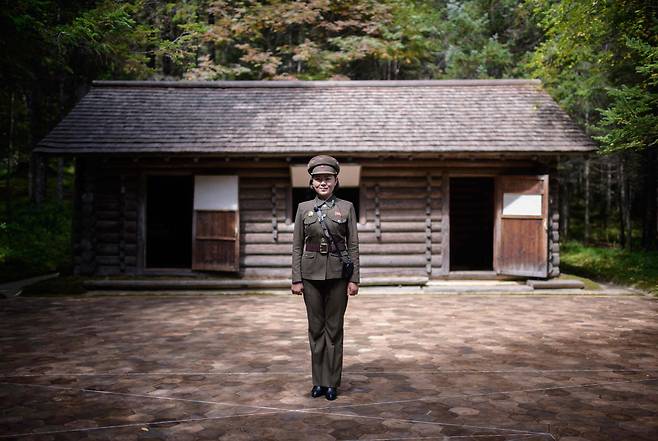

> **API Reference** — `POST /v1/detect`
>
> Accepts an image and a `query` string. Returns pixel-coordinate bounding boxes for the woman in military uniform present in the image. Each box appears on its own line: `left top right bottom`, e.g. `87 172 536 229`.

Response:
291 155 360 401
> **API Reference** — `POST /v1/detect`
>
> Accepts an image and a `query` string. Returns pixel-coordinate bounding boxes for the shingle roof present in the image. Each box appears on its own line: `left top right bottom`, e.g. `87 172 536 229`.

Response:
35 79 596 155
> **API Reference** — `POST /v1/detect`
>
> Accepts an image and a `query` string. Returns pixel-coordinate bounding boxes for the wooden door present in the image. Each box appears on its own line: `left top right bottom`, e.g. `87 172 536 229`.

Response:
494 175 548 278
192 176 239 272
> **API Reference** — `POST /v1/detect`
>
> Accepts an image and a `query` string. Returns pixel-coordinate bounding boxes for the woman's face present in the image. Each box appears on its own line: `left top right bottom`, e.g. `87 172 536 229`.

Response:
311 174 337 199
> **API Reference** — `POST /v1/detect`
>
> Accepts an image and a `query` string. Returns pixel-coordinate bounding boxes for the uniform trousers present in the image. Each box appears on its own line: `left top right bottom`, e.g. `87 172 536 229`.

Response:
302 278 349 388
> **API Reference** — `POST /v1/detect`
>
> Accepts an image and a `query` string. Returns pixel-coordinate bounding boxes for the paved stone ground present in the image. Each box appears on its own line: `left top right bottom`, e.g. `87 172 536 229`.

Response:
1 293 657 441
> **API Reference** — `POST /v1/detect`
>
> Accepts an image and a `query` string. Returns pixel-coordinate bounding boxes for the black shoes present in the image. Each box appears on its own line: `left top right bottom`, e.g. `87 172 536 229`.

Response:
325 387 337 401
310 385 338 400
311 385 327 398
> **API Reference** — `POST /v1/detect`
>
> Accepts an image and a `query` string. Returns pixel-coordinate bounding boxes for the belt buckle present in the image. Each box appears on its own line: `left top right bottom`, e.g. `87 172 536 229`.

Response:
319 240 328 254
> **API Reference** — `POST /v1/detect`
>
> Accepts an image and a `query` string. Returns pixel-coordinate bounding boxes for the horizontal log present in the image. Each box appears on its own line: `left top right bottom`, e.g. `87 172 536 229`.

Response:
241 267 291 278
241 256 290 267
93 200 120 210
242 243 431 255
361 177 427 189
240 199 285 210
96 233 124 243
241 255 428 268
239 179 291 189
360 267 428 277
360 243 429 254
362 221 436 232
95 265 138 275
97 244 138 255
240 188 288 200
362 200 443 209
96 211 138 222
242 232 444 244
365 189 440 199
96 220 137 232
430 242 444 252
239 266 431 278
244 233 292 243
96 256 137 265
368 212 443 222
240 221 438 235
241 223 294 233
375 199 443 210
240 210 287 221
361 255 427 267
362 169 437 177
359 159 535 168
362 208 427 219
101 159 292 170
96 266 119 276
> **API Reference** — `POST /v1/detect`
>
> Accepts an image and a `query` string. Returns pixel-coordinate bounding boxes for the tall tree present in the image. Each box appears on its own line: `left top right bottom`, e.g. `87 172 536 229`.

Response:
527 0 658 249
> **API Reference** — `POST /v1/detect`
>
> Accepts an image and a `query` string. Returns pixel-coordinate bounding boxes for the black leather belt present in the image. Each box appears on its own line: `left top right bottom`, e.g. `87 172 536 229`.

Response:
305 242 338 253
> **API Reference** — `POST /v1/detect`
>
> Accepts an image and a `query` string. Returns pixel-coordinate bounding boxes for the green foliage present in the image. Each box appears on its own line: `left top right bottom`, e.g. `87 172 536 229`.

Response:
595 39 658 153
0 200 73 282
442 1 512 78
526 0 657 143
561 240 658 295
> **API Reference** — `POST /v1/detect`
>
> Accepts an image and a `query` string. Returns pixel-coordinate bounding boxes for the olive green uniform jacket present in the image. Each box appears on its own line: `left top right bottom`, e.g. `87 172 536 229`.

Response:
292 195 360 284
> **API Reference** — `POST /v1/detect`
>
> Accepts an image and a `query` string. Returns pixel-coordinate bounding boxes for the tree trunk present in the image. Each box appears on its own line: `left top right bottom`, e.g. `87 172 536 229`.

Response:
605 159 612 242
559 166 569 239
5 92 15 222
618 155 632 250
642 147 657 249
207 8 215 63
584 158 590 243
56 157 64 200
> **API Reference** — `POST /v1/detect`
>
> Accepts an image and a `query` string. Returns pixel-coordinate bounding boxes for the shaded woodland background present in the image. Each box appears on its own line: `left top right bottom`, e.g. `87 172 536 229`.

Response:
0 0 656 284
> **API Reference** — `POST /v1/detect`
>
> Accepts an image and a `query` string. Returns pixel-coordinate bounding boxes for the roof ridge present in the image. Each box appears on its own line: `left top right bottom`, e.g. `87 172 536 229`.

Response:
91 79 542 89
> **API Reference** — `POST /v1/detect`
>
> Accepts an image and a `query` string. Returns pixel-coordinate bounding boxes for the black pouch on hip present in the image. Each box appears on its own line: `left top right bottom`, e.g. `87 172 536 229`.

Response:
342 261 354 279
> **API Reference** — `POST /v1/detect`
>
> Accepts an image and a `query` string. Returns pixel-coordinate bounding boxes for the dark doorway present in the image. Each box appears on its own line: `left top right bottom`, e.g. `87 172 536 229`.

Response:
449 177 494 270
146 175 194 268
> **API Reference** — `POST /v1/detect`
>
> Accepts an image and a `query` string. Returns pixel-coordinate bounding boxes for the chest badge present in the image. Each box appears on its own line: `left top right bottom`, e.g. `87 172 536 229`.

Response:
307 210 314 217
334 210 342 218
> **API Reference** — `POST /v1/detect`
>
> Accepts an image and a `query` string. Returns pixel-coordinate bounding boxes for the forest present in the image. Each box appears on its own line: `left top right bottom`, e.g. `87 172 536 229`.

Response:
0 0 656 289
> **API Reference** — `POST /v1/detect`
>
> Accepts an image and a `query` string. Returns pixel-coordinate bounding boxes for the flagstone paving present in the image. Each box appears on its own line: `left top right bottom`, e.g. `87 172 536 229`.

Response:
1 293 657 440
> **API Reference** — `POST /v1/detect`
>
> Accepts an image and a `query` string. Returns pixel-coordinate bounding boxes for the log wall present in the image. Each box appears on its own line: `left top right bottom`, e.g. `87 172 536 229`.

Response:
72 156 556 280
74 158 140 275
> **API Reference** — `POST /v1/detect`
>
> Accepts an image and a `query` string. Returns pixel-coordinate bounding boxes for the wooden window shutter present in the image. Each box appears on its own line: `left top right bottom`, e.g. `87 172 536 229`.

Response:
192 176 240 272
494 175 549 278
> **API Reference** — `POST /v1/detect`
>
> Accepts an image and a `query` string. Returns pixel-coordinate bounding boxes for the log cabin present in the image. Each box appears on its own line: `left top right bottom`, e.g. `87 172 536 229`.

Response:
33 79 596 282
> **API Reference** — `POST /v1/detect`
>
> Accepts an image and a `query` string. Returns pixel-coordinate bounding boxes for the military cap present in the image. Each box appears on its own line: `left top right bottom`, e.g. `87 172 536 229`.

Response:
307 155 340 175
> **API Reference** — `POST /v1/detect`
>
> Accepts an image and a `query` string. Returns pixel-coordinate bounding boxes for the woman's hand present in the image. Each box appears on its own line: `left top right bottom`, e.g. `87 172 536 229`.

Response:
291 282 304 295
347 282 359 296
